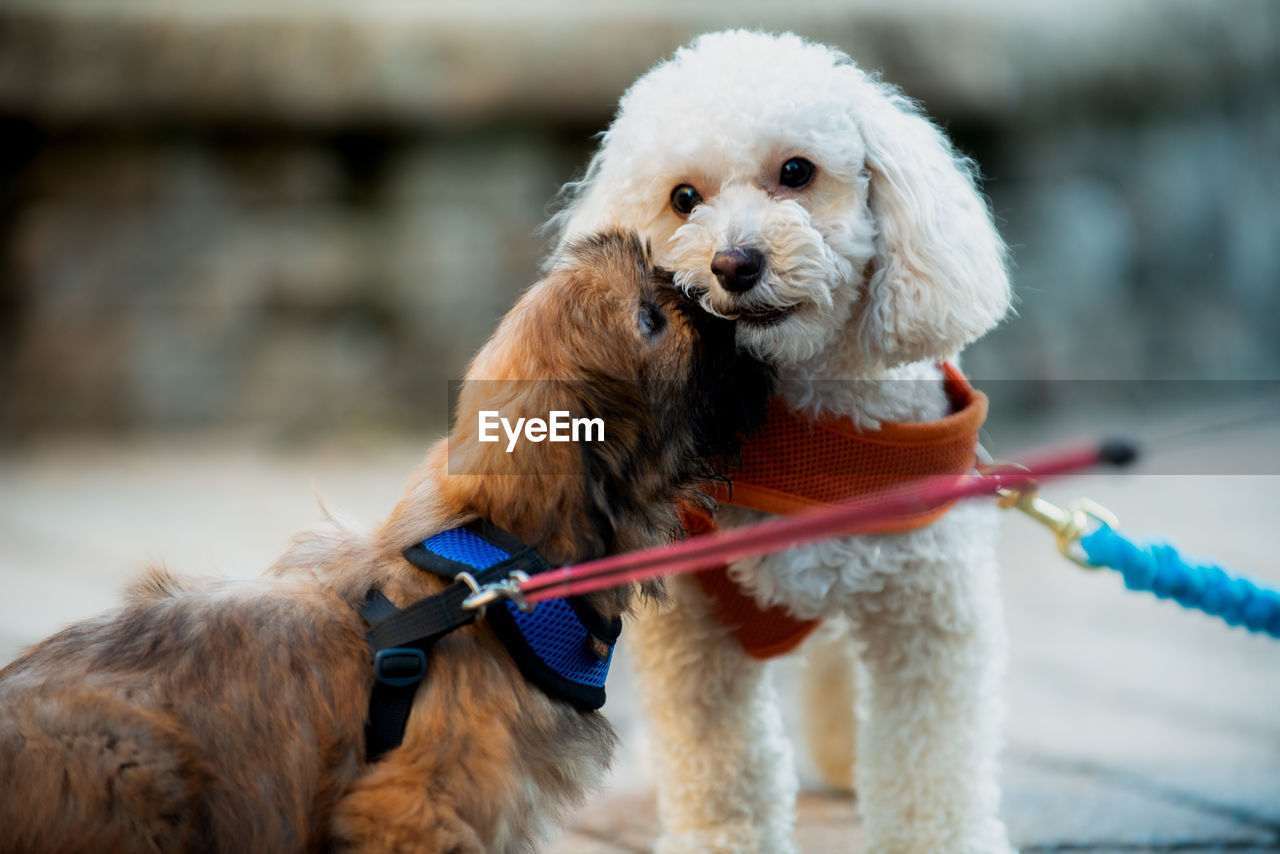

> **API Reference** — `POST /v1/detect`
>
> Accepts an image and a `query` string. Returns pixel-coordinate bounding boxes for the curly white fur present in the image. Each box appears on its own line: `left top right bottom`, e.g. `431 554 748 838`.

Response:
553 30 1015 854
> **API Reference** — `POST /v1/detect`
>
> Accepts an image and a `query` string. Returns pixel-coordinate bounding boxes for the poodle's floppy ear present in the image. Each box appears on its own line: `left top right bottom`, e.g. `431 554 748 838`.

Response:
849 71 1012 368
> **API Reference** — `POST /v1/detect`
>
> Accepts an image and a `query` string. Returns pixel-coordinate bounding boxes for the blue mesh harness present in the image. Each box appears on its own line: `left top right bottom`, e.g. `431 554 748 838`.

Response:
359 521 620 761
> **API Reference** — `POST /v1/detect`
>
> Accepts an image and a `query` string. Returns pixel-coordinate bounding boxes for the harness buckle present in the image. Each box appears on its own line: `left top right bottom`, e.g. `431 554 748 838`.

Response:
463 570 535 614
373 647 428 687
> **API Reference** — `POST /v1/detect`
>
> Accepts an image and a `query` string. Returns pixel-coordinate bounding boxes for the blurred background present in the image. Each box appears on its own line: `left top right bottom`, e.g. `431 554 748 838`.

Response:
1 2 1278 850
1 0 1277 442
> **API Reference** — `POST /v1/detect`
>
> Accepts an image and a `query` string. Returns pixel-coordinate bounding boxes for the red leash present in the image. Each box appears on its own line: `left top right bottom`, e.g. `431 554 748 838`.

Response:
519 440 1135 604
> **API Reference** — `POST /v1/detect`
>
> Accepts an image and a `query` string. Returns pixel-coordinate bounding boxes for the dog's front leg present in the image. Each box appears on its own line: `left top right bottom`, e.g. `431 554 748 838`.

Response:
330 764 484 854
631 573 798 854
851 514 1013 854
800 622 859 792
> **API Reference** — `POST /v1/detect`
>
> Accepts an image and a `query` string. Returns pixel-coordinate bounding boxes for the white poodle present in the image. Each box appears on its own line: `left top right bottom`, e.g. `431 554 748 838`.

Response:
552 30 1014 854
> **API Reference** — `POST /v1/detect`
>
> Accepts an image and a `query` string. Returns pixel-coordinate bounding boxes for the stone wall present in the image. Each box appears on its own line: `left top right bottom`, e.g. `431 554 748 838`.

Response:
2 0 1276 439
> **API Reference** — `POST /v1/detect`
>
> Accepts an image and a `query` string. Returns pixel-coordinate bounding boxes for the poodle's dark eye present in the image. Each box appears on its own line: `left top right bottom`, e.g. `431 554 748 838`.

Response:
637 300 667 337
779 157 815 189
670 184 702 215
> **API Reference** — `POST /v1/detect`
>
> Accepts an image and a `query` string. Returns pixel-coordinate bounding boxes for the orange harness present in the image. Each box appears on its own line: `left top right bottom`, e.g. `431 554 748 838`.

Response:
687 363 988 660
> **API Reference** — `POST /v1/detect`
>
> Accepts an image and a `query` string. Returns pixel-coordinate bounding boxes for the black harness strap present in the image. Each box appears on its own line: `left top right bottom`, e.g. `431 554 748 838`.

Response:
360 521 618 763
360 590 430 762
359 580 484 762
359 529 546 762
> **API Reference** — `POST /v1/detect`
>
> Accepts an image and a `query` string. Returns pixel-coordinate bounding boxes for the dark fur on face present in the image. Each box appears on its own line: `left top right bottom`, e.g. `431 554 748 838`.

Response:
423 230 773 611
0 229 773 854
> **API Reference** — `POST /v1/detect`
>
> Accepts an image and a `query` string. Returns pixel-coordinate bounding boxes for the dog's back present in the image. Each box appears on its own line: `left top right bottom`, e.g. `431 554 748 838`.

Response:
0 567 370 854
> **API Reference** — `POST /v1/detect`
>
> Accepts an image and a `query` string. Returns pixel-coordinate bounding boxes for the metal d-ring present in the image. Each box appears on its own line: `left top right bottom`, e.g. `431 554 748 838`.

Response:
454 571 486 617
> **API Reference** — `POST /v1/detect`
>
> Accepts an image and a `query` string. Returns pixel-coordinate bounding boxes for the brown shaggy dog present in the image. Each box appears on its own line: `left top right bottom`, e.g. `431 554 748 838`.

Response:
0 231 772 854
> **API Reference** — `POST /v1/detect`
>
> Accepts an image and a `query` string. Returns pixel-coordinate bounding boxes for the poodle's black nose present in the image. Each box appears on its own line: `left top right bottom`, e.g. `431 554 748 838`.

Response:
711 247 764 293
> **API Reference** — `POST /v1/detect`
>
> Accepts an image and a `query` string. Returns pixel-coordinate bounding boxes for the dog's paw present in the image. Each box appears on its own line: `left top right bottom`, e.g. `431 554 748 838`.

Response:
655 826 797 854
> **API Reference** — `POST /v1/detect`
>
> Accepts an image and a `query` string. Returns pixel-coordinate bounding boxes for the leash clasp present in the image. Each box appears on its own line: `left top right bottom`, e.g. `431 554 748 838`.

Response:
984 462 1118 569
461 570 535 614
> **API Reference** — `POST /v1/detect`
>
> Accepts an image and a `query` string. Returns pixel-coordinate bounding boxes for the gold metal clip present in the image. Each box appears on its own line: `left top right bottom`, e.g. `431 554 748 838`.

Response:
984 463 1118 569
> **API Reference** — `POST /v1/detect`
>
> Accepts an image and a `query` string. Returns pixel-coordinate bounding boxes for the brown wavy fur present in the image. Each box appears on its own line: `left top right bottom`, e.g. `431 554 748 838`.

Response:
0 231 773 854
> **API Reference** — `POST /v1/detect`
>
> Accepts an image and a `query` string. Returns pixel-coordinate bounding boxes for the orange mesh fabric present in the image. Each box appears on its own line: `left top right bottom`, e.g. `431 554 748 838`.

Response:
683 507 823 660
692 363 987 660
705 363 987 523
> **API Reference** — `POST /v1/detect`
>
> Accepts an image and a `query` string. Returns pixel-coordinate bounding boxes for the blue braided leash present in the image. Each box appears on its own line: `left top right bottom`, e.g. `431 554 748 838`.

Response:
1080 525 1280 639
